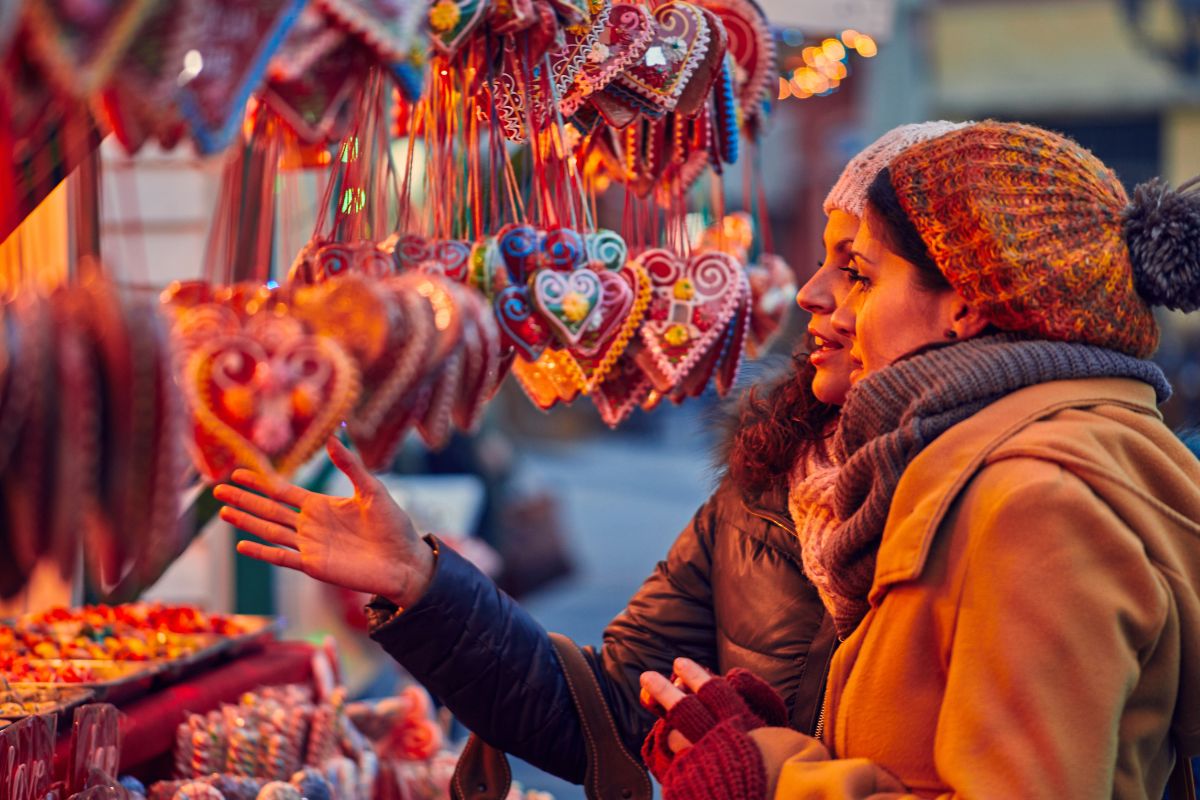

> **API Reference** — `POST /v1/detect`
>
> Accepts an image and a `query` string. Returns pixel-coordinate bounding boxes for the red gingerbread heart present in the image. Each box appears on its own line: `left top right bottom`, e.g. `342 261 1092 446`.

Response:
568 261 650 390
561 3 653 117
613 2 713 115
591 341 653 427
635 248 742 393
183 314 360 481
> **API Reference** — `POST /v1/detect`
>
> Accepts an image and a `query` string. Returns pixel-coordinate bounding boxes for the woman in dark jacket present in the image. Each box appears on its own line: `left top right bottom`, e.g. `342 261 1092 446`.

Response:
214 122 962 783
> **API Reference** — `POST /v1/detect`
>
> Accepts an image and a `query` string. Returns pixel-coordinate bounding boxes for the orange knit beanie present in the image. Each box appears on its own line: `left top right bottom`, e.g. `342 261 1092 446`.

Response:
886 121 1200 358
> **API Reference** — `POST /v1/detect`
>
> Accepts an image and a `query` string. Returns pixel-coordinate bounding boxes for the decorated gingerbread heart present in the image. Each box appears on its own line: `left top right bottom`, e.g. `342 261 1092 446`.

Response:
183 314 360 480
511 349 587 411
531 268 604 346
591 342 652 427
560 3 653 117
612 2 712 116
316 0 424 65
672 5 727 118
494 284 551 362
568 260 650 389
175 0 307 154
635 248 742 392
696 0 774 126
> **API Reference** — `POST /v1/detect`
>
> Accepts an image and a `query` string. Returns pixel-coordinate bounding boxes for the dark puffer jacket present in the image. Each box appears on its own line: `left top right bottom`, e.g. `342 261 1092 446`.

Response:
365 477 836 784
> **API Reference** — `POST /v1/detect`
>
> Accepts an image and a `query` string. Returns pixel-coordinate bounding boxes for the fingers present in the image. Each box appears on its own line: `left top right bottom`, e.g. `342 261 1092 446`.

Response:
229 468 310 509
236 540 304 572
219 507 299 549
326 437 377 495
214 484 299 528
666 730 692 755
673 658 714 694
640 671 687 713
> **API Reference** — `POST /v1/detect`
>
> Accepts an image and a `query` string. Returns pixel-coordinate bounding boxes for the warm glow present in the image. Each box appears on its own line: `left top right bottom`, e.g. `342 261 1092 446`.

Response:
778 75 792 99
854 34 878 57
841 29 861 47
821 38 846 61
801 47 818 67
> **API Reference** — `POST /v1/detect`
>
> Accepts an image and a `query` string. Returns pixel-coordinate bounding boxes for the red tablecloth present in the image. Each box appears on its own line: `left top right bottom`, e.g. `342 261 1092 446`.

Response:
54 640 316 780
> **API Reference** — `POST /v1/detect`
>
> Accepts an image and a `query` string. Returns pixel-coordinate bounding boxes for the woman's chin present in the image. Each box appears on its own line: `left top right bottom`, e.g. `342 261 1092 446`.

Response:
812 372 851 407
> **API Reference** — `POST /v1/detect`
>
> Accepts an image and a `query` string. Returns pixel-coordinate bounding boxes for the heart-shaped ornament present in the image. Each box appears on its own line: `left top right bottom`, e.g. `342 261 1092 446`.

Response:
585 228 629 272
290 275 393 372
560 3 653 117
613 2 712 115
23 0 157 100
714 276 750 396
422 239 474 283
568 261 650 389
746 252 794 356
532 268 604 346
497 223 542 284
591 342 652 427
494 285 551 362
697 0 774 125
183 315 360 480
175 0 307 154
316 0 424 64
348 289 435 440
672 6 727 118
417 349 464 450
262 36 367 145
636 248 742 391
511 349 587 411
489 0 537 35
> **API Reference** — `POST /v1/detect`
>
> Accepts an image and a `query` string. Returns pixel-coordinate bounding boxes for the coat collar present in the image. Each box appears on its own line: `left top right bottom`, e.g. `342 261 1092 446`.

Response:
869 377 1162 599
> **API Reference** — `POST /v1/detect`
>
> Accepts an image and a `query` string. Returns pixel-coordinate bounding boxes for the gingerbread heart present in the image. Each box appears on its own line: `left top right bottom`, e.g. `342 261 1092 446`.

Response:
591 342 652 427
262 35 367 145
348 288 435 440
585 228 629 271
316 0 424 64
560 3 653 117
490 0 537 35
428 0 487 55
613 2 712 115
498 223 542 284
422 239 474 283
636 248 742 391
746 252 794 357
568 261 650 389
393 234 431 271
183 315 360 480
697 0 774 125
175 0 307 153
673 6 727 118
542 226 588 271
494 285 551 362
511 350 586 411
715 279 750 396
290 275 393 371
417 349 463 450
22 0 157 100
532 269 604 346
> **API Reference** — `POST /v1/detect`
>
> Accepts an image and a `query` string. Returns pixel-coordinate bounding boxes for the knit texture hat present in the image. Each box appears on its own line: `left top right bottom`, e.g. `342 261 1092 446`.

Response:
823 121 971 217
885 120 1200 358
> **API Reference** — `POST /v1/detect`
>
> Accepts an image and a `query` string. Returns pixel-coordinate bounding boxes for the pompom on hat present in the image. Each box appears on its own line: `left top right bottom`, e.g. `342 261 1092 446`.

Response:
823 120 972 218
884 120 1200 358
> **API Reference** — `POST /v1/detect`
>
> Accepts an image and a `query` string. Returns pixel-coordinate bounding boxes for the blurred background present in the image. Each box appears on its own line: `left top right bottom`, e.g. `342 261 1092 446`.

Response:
3 0 1198 794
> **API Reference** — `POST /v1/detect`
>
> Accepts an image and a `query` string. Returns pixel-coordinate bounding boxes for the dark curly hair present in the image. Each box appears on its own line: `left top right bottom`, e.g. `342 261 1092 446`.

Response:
723 347 840 500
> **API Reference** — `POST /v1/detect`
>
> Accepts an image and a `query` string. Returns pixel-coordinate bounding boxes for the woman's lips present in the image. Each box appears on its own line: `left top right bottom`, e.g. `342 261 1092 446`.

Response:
809 332 845 367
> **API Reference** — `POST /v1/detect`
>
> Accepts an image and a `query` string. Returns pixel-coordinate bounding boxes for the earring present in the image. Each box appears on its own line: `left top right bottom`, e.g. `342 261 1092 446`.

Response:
944 329 958 339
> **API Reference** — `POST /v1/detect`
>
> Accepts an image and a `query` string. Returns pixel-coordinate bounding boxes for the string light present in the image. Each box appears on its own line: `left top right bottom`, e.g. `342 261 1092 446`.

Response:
777 29 878 101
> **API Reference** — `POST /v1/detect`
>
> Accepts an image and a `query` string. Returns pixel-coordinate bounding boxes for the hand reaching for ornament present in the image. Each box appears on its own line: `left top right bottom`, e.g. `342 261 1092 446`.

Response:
215 437 436 607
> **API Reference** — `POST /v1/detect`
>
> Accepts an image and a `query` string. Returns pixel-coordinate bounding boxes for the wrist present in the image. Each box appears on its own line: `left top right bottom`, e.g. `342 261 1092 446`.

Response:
384 535 438 608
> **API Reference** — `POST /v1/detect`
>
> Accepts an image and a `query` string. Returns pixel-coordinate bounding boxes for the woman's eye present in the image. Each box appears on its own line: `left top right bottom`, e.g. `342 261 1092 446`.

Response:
839 266 870 287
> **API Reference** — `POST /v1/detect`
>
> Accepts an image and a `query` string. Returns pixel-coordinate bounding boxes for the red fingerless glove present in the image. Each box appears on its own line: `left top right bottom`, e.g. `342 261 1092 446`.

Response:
641 669 786 783
661 718 769 800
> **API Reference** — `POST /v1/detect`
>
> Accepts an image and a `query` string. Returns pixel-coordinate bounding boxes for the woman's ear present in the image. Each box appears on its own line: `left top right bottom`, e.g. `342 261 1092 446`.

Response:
946 295 990 340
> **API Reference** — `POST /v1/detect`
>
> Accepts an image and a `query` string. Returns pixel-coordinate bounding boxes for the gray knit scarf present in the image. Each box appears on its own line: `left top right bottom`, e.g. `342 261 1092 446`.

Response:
814 335 1172 639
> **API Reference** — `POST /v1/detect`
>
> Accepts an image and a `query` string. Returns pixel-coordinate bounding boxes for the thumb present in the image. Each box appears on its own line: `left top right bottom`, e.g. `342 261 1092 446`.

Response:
327 436 377 496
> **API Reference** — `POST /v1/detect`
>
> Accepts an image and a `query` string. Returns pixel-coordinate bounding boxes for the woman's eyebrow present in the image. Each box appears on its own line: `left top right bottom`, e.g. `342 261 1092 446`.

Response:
848 248 874 264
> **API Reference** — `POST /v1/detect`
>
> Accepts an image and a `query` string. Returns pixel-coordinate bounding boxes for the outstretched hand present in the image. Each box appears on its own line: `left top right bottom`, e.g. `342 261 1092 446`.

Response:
215 437 435 608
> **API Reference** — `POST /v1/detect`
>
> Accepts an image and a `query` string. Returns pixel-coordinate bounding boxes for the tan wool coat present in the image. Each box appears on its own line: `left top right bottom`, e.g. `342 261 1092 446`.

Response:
754 377 1200 799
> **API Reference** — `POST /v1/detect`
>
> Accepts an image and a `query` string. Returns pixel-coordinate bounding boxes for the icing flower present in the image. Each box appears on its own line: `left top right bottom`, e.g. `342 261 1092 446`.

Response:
662 36 687 62
587 42 611 63
561 291 592 322
664 323 691 347
673 278 695 301
429 0 462 32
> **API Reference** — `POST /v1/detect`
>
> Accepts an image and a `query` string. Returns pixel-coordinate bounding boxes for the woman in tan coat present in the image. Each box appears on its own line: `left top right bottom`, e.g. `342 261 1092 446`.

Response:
641 121 1200 799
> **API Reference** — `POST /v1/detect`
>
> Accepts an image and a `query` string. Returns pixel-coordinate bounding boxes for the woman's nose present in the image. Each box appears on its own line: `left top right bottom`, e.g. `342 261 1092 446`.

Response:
831 299 856 339
796 266 835 314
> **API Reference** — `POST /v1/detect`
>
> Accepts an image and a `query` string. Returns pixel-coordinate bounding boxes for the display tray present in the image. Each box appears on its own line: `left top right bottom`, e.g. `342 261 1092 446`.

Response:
154 616 282 680
0 684 94 721
5 660 163 705
224 614 284 656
